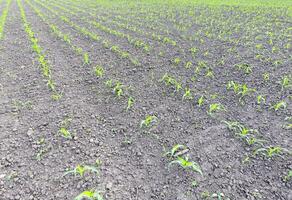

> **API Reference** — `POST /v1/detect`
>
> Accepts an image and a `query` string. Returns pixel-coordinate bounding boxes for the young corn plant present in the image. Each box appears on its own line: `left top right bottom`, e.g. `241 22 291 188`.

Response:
165 144 202 175
64 164 99 177
113 81 124 98
59 118 72 139
234 63 252 74
208 103 226 115
161 73 182 93
75 190 103 200
172 57 181 66
47 79 56 91
278 75 291 91
283 117 292 130
105 80 125 98
169 156 203 175
190 47 198 55
182 87 193 100
270 100 287 111
11 100 32 112
283 170 292 182
126 96 135 111
254 146 289 159
140 115 158 129
51 92 62 101
223 121 264 146
195 61 207 75
83 53 90 65
262 72 270 81
94 65 104 78
197 96 205 107
227 81 256 103
185 61 192 69
205 68 214 78
257 95 266 106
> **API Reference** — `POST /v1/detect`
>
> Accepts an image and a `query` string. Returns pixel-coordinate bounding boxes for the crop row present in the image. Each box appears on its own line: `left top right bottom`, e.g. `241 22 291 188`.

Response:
0 0 12 40
17 0 60 99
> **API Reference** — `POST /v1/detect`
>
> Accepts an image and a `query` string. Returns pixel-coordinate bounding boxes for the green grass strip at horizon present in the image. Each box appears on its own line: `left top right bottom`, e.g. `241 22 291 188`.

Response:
92 0 292 8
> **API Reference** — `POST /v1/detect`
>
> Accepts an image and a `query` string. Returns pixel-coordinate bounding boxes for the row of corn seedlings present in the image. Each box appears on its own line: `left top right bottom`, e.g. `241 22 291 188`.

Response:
40 0 151 53
0 0 12 40
31 0 141 66
25 0 91 66
17 0 60 99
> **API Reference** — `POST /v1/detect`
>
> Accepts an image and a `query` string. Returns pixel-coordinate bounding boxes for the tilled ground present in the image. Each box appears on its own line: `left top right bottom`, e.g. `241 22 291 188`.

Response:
0 0 291 200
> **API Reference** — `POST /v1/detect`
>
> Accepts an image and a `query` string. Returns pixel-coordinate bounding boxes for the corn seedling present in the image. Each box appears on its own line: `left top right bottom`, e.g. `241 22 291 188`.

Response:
235 63 252 74
113 81 124 98
190 47 198 55
105 79 113 88
172 57 181 66
197 96 205 107
211 193 225 200
254 146 288 158
227 81 255 102
64 164 99 177
191 180 198 188
105 79 125 98
94 65 104 78
140 115 158 128
59 127 71 139
169 156 203 175
223 121 264 146
161 73 182 92
262 72 270 81
59 118 72 139
83 53 90 65
257 95 266 105
208 103 225 115
279 75 291 90
47 79 56 91
283 170 292 182
201 191 210 199
185 61 192 69
126 96 135 111
163 37 176 46
51 92 62 101
270 100 287 111
283 117 292 129
205 68 214 78
210 93 219 99
75 190 103 200
36 147 50 161
182 87 193 100
12 100 32 111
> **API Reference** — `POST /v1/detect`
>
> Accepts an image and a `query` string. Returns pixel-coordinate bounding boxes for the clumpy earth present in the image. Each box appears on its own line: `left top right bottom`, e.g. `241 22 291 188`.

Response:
0 0 291 199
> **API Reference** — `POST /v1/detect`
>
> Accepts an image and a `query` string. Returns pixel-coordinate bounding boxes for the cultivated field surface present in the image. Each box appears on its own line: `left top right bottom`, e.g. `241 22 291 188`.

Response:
0 0 291 199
